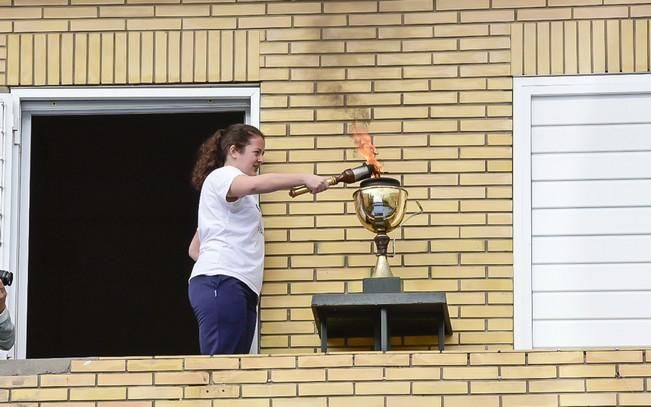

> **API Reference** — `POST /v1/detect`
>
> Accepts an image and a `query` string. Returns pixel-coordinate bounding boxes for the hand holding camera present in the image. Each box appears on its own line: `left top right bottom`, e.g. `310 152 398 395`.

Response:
0 270 12 287
0 270 10 314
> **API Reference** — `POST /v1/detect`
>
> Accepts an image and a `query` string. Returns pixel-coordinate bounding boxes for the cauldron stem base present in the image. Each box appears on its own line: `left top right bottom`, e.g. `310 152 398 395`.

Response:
371 234 393 278
371 254 393 278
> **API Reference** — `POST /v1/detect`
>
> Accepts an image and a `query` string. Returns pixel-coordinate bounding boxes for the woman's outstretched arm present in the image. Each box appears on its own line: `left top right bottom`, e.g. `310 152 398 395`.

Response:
228 173 329 199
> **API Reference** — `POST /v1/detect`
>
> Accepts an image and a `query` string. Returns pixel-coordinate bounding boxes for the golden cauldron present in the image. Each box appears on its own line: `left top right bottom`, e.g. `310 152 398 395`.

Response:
353 177 408 279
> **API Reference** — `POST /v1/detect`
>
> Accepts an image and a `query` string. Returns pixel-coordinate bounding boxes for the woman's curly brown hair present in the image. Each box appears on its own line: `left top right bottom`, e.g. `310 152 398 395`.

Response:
191 123 264 191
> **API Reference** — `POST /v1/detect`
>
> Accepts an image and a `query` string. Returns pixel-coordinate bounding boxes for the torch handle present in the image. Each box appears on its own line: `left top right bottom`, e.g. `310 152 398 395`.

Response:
289 176 338 198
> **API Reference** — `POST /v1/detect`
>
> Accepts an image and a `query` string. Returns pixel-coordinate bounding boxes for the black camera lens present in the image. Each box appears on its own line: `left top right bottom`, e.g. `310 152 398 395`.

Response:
0 270 13 286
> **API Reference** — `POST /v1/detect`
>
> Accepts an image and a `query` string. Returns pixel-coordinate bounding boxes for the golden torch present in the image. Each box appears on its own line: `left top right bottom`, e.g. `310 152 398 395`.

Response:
289 163 376 198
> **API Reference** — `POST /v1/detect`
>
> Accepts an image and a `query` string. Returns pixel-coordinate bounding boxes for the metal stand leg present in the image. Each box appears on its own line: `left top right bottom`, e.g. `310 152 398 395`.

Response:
380 308 389 351
320 318 328 353
437 320 445 351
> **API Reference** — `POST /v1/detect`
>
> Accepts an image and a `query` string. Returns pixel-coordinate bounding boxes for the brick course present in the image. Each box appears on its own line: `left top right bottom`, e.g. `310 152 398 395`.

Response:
1 350 651 405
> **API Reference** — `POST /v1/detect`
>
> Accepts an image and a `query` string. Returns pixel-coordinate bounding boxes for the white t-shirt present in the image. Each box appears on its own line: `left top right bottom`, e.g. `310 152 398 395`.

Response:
190 165 265 295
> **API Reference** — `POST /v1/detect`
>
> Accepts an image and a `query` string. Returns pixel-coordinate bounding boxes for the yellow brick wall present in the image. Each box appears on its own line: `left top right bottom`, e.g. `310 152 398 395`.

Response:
1 30 260 85
2 350 651 405
1 1 651 353
512 19 651 75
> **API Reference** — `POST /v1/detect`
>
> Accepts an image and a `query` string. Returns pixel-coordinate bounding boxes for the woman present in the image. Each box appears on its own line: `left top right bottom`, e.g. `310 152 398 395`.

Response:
188 123 329 355
0 279 15 351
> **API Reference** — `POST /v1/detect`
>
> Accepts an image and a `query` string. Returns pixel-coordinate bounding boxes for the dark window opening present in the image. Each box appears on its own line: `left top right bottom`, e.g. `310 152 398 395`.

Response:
27 111 244 358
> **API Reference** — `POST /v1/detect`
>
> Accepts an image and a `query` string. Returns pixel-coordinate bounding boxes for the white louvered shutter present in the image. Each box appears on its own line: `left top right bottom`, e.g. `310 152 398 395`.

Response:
530 92 651 348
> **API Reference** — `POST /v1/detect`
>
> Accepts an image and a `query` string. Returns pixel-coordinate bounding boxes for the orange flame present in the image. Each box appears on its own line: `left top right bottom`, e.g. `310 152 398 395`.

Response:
351 122 383 175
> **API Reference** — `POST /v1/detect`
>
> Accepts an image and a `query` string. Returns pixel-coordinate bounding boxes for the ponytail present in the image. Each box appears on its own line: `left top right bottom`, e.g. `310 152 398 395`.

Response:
191 129 225 191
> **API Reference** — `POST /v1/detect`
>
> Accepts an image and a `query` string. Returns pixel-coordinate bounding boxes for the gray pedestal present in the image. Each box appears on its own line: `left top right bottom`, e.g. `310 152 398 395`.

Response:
312 291 452 352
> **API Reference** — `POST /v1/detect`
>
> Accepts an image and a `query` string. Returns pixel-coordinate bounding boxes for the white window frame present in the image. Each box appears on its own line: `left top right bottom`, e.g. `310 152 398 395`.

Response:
0 93 19 361
5 86 260 359
514 73 651 349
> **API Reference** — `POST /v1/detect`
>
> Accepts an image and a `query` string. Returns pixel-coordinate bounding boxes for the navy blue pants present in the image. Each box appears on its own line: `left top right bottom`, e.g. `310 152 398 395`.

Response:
188 274 258 355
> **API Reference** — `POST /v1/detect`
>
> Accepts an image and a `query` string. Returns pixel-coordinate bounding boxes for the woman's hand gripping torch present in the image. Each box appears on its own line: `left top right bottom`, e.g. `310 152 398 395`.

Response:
289 163 376 198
